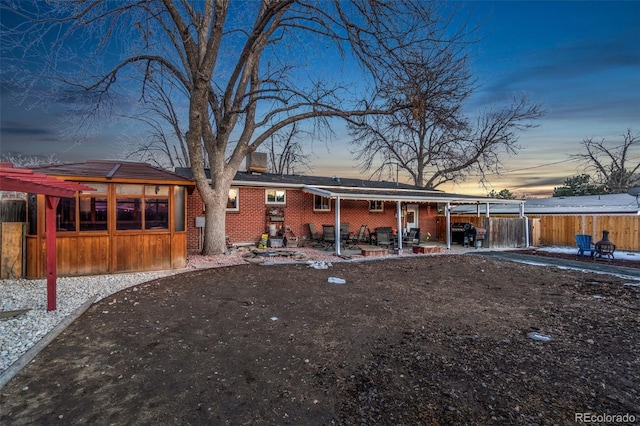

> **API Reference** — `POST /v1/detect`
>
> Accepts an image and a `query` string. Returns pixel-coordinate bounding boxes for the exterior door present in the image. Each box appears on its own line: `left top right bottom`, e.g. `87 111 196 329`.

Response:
405 204 419 233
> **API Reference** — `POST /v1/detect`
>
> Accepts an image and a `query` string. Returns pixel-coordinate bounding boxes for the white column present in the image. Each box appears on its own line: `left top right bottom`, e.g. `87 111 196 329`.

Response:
334 196 341 256
396 201 403 254
445 202 451 249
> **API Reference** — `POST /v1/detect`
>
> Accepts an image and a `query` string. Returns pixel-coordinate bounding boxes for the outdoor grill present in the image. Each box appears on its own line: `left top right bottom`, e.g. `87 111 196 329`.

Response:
451 222 486 247
451 222 469 244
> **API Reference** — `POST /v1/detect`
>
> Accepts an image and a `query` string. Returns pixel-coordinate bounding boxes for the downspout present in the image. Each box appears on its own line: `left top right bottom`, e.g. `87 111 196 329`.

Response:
335 196 341 256
520 201 530 248
396 201 403 254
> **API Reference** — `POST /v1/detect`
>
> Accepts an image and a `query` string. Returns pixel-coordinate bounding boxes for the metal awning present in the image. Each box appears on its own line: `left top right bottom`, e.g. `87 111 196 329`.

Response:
302 184 524 205
302 184 526 255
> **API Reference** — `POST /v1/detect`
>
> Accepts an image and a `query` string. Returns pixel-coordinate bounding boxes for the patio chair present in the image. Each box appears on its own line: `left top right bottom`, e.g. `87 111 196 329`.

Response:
402 229 418 248
575 234 596 258
348 224 367 249
308 223 323 246
376 231 392 249
322 225 336 250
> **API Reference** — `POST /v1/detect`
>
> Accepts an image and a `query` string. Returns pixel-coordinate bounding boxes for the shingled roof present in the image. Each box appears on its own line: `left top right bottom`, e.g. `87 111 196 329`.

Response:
174 168 523 205
33 160 194 184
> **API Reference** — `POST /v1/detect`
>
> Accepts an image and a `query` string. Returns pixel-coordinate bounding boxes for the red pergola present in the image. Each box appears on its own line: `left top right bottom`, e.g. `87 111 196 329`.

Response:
0 163 95 311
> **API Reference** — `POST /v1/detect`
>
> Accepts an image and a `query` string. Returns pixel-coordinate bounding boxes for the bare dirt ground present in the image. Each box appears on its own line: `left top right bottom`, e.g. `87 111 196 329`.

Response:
1 253 639 425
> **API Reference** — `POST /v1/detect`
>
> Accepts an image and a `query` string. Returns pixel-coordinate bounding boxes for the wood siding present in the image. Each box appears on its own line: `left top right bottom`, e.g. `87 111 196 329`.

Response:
25 183 189 278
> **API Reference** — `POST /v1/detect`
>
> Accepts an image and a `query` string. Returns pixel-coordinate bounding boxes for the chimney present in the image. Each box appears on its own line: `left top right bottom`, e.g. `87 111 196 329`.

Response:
246 152 268 173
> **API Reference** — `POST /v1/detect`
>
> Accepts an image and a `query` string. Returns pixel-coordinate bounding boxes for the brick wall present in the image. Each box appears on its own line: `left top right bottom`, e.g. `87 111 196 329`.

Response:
187 187 440 251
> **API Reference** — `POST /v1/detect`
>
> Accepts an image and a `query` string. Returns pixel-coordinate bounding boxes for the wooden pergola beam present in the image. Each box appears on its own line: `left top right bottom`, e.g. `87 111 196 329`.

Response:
0 164 95 311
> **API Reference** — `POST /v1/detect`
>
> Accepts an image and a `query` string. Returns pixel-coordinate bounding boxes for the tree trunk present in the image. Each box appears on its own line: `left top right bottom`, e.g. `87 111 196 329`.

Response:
201 183 229 255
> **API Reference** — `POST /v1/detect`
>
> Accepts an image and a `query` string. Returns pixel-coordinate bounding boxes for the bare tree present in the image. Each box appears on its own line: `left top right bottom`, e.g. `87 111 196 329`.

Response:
124 76 193 169
2 0 479 254
350 44 546 189
266 123 313 175
573 129 640 193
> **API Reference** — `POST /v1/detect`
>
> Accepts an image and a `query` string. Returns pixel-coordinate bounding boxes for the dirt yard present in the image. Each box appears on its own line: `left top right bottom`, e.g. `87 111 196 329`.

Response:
1 254 638 425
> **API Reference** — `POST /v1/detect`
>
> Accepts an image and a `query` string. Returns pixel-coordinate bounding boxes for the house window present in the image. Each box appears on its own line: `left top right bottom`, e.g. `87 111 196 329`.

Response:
369 200 384 212
227 188 239 211
266 189 286 204
313 195 331 211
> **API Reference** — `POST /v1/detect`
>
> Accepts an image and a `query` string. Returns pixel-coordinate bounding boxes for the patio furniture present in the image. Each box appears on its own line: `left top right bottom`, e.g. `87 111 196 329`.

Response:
376 231 393 249
348 224 368 249
307 223 323 246
575 234 596 258
322 225 336 250
403 229 418 248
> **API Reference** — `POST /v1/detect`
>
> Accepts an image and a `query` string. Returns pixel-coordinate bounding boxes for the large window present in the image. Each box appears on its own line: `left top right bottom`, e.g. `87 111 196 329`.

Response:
116 184 170 231
79 183 108 231
174 186 185 232
227 188 239 211
266 189 286 204
313 195 331 211
56 197 76 231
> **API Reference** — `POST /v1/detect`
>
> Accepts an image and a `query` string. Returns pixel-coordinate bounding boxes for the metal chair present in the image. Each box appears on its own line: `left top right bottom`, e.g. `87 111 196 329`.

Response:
322 225 336 250
376 231 392 249
348 224 367 249
402 229 418 248
308 223 323 246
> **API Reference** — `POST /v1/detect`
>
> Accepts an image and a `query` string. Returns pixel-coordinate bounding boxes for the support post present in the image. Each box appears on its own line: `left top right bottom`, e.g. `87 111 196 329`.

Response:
396 201 403 254
334 196 341 256
45 196 59 311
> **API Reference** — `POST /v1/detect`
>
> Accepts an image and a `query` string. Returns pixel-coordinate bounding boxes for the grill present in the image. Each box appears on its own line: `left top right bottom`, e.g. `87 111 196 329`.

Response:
451 222 468 244
451 222 486 248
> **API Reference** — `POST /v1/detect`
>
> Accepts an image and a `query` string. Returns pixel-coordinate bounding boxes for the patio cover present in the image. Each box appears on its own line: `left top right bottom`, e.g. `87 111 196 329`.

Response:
302 184 525 254
0 163 96 311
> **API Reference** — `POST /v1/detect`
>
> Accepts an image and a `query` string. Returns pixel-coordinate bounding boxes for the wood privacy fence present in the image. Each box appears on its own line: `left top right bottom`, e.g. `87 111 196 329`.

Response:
447 214 639 252
531 215 639 251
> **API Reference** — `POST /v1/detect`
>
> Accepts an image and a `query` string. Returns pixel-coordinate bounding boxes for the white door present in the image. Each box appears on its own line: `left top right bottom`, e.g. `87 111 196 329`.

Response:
405 204 419 233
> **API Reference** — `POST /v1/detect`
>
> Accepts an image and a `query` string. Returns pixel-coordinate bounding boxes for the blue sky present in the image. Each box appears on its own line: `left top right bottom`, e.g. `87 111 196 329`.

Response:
1 1 639 197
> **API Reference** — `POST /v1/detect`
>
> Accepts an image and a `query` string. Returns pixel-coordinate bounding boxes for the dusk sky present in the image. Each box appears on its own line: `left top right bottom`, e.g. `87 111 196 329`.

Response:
1 1 639 198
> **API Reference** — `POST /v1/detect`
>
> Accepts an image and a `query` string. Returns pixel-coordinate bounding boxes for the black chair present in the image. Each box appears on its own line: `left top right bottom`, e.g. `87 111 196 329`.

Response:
348 224 367 249
403 229 418 248
322 225 336 250
376 231 392 249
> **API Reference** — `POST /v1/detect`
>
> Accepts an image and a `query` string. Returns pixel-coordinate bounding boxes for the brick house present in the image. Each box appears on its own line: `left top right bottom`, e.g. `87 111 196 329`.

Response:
176 160 517 254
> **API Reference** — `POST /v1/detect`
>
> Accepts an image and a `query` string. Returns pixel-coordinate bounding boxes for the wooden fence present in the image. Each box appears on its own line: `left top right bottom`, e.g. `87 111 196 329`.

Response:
531 215 639 251
439 215 534 249
448 214 639 252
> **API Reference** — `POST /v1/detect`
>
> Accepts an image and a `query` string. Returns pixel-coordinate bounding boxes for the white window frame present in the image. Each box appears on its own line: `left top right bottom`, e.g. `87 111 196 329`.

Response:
369 200 384 212
227 188 239 211
266 189 286 205
313 195 331 211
